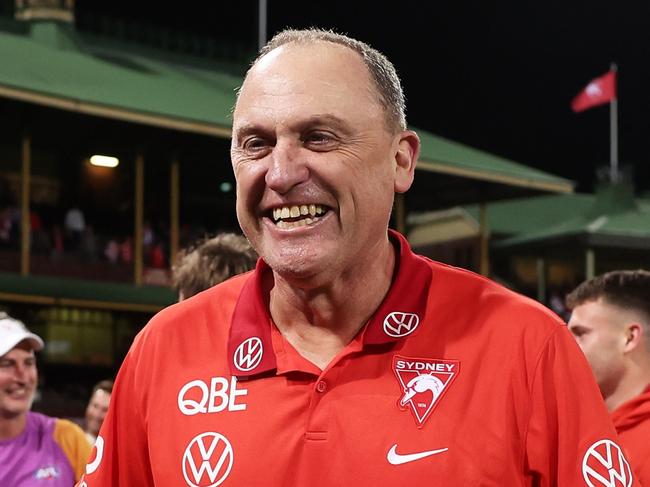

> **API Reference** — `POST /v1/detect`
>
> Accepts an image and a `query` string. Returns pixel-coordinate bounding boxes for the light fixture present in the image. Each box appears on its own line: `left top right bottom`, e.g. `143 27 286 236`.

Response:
220 182 233 193
89 155 119 168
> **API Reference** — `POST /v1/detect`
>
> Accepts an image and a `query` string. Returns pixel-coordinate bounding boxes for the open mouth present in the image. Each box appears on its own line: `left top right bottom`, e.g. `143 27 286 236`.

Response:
270 204 329 229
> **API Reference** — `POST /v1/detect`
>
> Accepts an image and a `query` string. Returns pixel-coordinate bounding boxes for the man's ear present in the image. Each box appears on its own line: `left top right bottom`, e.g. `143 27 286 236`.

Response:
394 130 420 193
624 322 643 353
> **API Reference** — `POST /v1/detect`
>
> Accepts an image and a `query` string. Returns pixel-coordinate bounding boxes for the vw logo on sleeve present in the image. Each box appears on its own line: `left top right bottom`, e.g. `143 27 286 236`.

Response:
582 439 632 487
182 432 234 487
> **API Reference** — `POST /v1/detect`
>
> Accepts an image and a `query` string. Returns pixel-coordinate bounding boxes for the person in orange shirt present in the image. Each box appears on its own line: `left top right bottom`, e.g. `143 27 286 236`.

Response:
78 29 636 486
567 269 650 485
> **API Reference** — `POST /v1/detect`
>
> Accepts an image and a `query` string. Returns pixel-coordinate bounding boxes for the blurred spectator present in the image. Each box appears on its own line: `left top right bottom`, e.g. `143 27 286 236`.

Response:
548 289 569 322
143 222 155 248
64 207 85 251
172 232 257 301
50 225 65 261
83 379 113 445
104 238 119 264
30 210 51 254
120 237 133 264
80 226 97 261
148 241 166 269
0 207 13 246
567 270 650 485
0 312 91 485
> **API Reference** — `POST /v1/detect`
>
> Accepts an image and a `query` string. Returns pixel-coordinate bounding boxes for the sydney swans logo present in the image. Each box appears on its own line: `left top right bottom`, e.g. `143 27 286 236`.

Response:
393 355 459 427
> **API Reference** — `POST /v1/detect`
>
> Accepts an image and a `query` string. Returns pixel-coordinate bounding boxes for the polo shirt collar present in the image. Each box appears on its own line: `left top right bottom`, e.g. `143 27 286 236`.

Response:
227 230 432 377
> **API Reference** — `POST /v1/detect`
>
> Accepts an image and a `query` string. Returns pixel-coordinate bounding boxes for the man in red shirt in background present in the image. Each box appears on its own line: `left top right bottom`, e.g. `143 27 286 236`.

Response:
78 29 636 486
567 269 650 485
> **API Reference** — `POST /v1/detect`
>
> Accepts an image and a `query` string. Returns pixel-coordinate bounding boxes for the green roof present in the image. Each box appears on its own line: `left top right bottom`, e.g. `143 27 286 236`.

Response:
491 184 650 250
465 193 594 235
0 20 241 136
0 18 573 195
0 272 175 312
416 130 573 193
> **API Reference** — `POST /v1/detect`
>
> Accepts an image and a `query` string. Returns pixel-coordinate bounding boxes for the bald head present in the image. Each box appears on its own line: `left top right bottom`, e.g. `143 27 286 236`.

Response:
238 28 407 134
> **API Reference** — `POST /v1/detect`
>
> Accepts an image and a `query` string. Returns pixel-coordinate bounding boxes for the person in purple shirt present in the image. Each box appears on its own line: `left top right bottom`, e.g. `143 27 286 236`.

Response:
0 312 91 486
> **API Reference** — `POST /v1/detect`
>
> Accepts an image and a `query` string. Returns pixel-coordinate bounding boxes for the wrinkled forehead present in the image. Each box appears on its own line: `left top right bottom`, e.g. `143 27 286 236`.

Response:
233 42 382 126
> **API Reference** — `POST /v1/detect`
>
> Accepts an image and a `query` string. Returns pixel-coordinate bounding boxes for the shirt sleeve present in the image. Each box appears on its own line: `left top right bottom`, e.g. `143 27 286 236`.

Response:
52 418 93 481
524 326 639 486
76 337 155 487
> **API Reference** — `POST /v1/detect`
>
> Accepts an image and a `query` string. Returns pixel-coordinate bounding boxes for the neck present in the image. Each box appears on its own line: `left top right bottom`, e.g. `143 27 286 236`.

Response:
605 360 650 411
269 237 396 370
0 412 28 440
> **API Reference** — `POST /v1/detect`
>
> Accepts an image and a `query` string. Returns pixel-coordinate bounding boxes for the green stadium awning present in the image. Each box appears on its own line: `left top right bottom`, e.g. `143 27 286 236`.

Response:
494 184 650 250
0 20 240 137
0 272 176 312
0 18 573 204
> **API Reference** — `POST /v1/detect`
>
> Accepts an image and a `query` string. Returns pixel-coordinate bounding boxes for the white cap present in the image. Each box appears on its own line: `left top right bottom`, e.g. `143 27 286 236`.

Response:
0 312 44 357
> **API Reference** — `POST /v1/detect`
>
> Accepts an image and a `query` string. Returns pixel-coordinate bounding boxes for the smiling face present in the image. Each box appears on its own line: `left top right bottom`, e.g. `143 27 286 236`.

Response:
231 42 414 282
0 341 37 420
85 388 111 438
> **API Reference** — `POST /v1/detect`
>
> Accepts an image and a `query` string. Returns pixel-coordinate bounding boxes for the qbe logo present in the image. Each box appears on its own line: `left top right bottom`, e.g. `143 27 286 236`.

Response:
182 432 234 487
383 312 420 338
582 439 632 487
233 337 263 372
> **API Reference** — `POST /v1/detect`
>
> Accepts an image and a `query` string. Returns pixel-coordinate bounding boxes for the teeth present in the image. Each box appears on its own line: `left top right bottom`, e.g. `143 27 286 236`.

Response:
272 204 327 222
275 216 320 229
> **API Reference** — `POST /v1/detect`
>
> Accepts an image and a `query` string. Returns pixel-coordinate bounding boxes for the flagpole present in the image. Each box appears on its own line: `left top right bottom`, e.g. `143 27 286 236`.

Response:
610 62 618 182
258 0 267 50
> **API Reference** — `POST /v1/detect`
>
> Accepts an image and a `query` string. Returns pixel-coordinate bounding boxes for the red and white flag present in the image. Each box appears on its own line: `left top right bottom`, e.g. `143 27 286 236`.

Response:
571 70 616 112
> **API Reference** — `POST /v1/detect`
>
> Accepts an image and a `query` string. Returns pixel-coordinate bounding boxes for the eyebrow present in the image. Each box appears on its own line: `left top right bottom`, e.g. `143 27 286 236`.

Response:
233 114 353 140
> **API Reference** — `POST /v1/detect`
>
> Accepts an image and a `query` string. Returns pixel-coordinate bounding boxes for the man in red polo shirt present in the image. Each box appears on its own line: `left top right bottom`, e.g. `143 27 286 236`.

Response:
78 29 635 486
567 270 650 485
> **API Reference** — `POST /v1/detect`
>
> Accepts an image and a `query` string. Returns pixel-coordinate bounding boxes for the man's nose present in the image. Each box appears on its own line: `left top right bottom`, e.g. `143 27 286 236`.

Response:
265 139 309 194
13 363 29 381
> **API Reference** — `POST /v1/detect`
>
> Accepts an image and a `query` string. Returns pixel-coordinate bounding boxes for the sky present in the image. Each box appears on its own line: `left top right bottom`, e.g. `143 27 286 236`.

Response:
79 1 650 194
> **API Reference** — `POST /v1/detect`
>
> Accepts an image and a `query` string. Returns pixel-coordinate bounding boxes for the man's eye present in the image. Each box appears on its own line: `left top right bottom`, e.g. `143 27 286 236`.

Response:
303 132 338 148
304 132 330 143
243 137 269 150
571 327 586 337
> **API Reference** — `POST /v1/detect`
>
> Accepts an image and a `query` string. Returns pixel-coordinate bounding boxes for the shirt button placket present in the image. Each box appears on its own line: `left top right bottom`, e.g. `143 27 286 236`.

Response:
315 380 327 393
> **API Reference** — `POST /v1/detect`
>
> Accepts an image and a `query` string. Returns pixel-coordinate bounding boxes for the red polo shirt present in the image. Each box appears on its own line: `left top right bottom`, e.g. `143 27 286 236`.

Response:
78 231 635 487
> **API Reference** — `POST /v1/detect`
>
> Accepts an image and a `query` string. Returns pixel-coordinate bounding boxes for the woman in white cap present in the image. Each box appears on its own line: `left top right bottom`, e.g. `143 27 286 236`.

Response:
0 312 91 486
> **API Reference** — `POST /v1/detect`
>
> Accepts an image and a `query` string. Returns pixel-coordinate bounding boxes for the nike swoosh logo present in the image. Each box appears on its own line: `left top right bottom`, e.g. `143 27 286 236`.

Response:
387 444 449 465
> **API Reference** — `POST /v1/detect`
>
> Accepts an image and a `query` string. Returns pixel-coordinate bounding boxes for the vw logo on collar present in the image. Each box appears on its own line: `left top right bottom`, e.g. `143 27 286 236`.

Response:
233 337 263 372
383 312 420 338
